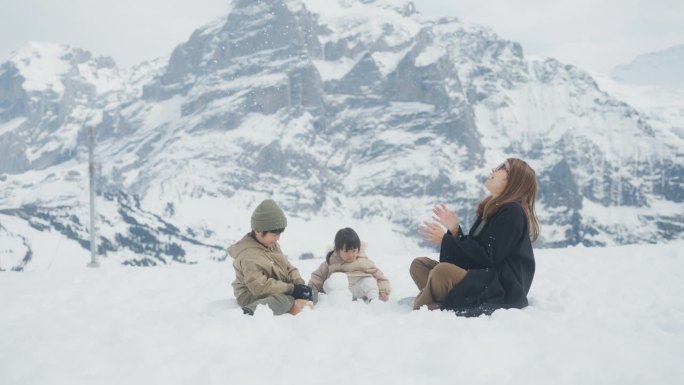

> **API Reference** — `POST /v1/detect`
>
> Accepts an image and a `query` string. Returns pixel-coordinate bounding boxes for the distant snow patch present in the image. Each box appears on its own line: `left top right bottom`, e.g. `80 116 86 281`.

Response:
10 41 71 97
414 45 445 67
372 46 413 76
313 56 360 81
0 118 26 137
143 96 184 129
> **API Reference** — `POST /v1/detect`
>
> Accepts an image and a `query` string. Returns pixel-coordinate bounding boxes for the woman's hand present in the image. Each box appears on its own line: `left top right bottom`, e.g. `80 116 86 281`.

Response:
379 292 389 302
433 204 459 234
419 221 445 245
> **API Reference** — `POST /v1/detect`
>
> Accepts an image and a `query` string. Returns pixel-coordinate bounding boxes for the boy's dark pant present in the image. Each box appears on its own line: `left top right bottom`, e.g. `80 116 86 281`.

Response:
242 288 319 315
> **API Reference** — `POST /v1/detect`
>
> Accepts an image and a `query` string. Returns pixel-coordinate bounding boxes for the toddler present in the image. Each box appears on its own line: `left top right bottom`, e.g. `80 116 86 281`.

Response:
308 228 391 302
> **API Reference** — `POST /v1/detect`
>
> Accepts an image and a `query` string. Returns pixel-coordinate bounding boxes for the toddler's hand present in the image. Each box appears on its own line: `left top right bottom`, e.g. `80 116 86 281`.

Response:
379 292 389 302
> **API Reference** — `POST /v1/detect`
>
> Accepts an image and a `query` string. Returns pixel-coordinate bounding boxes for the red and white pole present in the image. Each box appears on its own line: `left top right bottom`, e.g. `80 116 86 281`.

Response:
87 127 99 268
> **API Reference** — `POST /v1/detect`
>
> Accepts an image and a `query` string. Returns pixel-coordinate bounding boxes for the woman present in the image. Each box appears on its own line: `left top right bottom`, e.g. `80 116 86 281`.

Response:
412 158 540 316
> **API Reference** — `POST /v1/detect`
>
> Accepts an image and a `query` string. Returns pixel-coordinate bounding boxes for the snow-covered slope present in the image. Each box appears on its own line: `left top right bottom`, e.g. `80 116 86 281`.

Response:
611 43 684 87
599 44 684 145
0 0 682 268
0 243 683 384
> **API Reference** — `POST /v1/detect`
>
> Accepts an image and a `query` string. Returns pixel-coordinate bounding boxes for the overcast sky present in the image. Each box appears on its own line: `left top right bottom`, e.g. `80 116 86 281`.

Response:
1 0 682 72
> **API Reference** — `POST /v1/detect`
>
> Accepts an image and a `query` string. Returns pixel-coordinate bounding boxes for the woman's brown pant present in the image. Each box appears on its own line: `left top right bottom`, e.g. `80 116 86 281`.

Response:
409 257 467 310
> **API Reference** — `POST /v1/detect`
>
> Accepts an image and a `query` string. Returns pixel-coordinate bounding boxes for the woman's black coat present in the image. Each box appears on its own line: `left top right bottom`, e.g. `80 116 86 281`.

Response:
440 202 535 316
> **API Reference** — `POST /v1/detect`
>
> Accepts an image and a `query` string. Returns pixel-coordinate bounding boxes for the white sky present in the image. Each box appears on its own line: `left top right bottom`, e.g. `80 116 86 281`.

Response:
0 0 682 72
420 0 684 72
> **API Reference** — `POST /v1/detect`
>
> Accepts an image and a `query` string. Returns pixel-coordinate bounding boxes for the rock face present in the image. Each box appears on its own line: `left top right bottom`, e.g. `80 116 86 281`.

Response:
0 0 682 268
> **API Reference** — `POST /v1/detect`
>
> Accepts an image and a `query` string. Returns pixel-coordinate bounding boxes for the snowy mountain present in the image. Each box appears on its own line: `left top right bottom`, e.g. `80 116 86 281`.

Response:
611 43 684 87
1 0 683 269
600 44 684 153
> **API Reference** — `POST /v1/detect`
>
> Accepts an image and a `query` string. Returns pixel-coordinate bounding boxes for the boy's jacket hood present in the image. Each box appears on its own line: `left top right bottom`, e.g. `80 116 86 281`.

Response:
228 234 270 259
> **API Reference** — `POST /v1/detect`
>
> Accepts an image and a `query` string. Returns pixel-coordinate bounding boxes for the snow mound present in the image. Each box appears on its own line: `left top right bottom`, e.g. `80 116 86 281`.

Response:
322 272 354 306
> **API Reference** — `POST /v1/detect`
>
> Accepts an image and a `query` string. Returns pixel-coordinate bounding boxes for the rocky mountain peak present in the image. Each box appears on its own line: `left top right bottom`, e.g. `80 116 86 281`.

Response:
0 1 682 269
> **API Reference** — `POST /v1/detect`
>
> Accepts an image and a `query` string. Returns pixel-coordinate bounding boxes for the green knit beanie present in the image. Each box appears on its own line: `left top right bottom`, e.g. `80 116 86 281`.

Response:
251 199 287 231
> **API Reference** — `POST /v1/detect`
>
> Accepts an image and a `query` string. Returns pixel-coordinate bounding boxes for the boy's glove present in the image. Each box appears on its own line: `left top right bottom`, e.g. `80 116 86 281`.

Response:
292 284 313 300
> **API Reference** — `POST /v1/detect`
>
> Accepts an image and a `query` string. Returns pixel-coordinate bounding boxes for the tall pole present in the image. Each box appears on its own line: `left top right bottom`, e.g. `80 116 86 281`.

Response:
0 217 4 271
87 127 100 268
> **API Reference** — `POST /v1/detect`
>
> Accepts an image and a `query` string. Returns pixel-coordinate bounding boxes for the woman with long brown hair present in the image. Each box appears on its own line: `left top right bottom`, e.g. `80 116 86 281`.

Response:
412 158 540 316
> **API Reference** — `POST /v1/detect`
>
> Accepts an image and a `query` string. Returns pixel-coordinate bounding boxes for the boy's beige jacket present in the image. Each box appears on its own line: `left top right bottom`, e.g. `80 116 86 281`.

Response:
308 243 391 294
228 234 305 306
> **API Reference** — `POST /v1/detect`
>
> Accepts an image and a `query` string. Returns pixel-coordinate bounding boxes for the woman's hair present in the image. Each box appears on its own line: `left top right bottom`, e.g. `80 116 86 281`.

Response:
326 227 361 263
477 158 541 241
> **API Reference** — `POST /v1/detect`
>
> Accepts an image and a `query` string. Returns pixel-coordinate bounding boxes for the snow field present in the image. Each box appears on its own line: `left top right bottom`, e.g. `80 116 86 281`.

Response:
1 242 683 384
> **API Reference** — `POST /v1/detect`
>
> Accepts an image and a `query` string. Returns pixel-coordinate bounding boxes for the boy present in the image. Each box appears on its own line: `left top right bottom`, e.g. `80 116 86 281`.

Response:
228 199 317 315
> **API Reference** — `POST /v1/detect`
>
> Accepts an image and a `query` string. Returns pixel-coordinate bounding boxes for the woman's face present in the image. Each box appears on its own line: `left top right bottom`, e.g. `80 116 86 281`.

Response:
339 247 359 263
485 162 509 197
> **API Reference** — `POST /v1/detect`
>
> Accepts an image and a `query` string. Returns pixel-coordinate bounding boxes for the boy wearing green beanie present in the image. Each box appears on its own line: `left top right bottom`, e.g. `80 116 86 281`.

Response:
228 199 318 315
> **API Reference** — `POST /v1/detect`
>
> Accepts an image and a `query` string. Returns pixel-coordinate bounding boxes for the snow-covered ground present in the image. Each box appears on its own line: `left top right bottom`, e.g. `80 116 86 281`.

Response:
1 242 683 384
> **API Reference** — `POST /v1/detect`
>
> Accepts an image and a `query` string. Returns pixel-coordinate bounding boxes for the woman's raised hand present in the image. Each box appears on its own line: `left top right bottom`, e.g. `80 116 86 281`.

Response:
419 221 445 245
432 204 459 234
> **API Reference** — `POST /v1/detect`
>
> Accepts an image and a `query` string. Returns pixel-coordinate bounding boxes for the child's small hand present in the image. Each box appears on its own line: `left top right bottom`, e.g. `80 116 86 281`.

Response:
379 292 389 302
